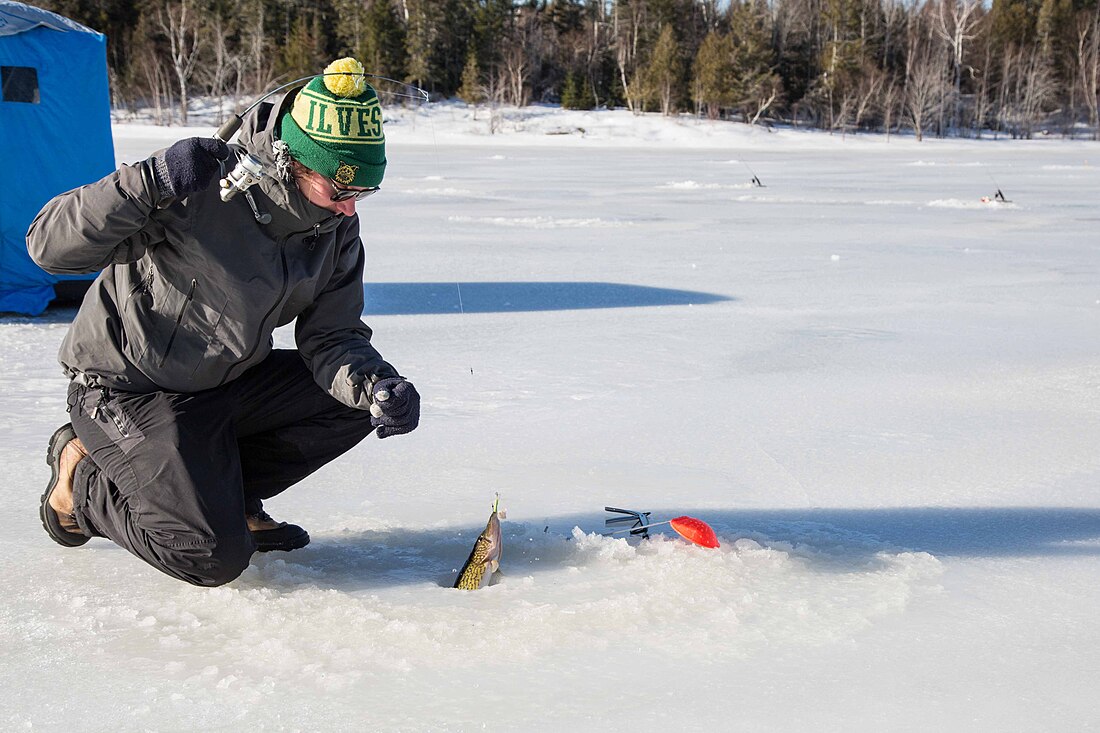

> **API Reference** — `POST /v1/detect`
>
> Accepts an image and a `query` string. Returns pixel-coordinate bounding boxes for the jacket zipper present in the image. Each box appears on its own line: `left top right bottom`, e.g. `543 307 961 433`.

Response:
160 278 197 367
216 219 334 386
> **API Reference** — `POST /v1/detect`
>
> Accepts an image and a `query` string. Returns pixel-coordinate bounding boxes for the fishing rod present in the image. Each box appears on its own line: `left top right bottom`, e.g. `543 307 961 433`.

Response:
215 72 430 208
740 159 765 188
981 165 1011 203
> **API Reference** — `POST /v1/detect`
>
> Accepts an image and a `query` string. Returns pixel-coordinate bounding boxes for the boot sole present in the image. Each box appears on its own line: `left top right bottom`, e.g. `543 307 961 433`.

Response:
40 424 90 548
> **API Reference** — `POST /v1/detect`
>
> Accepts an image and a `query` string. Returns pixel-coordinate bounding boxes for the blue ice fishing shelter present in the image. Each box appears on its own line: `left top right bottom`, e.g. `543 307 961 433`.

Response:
0 0 114 315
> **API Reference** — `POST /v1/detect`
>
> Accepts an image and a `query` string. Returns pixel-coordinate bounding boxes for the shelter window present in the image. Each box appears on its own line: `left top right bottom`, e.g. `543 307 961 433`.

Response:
1 66 40 104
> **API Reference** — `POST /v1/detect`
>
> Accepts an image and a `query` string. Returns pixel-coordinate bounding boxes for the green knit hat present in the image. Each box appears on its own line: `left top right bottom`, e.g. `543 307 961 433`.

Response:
279 58 386 188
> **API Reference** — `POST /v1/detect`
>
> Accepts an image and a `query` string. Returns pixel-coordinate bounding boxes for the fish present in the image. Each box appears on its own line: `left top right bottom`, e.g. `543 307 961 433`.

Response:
454 497 503 590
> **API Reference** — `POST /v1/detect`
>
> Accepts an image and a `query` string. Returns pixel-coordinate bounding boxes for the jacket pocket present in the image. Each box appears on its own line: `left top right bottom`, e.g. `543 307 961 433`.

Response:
160 278 196 367
124 271 226 391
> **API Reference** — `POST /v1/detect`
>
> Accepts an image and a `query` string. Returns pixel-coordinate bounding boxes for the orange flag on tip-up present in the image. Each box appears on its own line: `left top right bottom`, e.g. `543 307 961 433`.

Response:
669 516 720 548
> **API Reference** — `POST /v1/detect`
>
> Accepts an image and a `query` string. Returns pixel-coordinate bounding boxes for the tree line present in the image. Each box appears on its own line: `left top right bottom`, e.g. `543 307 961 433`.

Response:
36 0 1100 139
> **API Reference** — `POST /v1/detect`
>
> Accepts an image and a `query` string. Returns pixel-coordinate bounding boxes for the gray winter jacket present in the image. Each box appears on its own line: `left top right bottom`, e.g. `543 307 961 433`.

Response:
27 91 397 409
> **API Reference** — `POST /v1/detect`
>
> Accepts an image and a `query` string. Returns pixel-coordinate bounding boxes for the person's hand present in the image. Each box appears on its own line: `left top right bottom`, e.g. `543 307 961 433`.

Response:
370 377 420 439
152 137 230 198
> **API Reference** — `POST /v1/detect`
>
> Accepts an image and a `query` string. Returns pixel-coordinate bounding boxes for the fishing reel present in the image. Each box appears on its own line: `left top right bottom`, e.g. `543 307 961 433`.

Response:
212 107 270 217
218 153 264 203
212 113 271 223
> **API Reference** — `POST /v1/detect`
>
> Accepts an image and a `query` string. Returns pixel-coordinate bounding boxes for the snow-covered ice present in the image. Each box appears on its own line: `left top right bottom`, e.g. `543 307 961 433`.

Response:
3 105 1099 731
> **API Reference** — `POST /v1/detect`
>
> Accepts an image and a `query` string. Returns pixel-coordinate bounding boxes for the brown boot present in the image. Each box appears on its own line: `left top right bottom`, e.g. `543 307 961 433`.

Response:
40 424 91 547
246 510 310 552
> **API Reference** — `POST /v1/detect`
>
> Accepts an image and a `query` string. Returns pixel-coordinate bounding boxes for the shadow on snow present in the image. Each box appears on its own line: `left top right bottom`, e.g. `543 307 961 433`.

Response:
243 506 1100 592
362 281 732 315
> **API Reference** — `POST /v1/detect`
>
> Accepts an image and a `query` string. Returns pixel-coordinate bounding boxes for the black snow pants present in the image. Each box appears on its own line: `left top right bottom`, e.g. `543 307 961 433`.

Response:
66 350 376 587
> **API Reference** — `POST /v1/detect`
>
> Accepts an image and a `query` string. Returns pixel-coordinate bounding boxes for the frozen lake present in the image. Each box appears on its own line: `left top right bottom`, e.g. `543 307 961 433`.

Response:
3 113 1099 730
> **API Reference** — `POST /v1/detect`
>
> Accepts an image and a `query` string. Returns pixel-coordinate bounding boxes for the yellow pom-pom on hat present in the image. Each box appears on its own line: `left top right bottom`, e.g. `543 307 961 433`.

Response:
323 57 366 97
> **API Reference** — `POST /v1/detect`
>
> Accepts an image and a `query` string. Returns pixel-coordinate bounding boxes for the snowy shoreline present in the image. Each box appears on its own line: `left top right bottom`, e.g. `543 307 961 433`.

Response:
111 99 1100 153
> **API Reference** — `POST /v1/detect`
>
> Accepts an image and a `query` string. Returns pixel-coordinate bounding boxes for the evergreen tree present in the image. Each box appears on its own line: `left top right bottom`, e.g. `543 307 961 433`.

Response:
561 70 580 107
404 0 473 97
404 0 437 92
646 23 686 115
278 12 327 81
991 0 1039 49
363 0 408 82
693 31 737 118
458 48 486 105
731 0 782 123
333 1 406 82
473 0 516 80
561 69 597 108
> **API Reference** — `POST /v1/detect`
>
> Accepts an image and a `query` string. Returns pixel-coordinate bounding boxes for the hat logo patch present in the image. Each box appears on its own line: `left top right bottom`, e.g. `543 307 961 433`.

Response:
334 162 359 185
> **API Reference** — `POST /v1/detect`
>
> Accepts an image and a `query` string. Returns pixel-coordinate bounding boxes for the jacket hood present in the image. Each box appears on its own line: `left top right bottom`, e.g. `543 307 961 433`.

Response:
232 87 343 234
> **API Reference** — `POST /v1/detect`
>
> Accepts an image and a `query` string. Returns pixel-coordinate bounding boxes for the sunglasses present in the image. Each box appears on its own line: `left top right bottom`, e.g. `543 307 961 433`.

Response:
325 176 380 202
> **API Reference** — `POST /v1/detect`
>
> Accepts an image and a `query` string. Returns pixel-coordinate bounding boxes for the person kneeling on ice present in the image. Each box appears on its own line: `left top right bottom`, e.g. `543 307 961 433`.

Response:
27 59 419 587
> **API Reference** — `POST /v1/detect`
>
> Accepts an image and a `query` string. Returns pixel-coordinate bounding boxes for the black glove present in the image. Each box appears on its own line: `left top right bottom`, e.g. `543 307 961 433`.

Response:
151 137 230 199
370 377 420 439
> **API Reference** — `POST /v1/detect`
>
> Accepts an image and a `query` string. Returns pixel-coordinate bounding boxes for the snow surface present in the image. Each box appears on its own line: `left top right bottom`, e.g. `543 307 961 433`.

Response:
4 104 1100 731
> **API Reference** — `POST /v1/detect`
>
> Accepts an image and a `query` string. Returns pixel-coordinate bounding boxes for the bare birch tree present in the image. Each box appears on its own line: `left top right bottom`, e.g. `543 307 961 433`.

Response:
932 0 982 135
999 45 1058 138
199 10 239 123
501 7 547 107
1077 3 1100 138
880 74 902 138
157 0 205 125
904 20 948 141
853 62 886 128
970 38 992 137
612 0 648 113
133 12 174 125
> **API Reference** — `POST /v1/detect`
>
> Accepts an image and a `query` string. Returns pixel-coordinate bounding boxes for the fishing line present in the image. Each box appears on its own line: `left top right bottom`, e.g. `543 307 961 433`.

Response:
426 119 466 316
425 94 476 377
